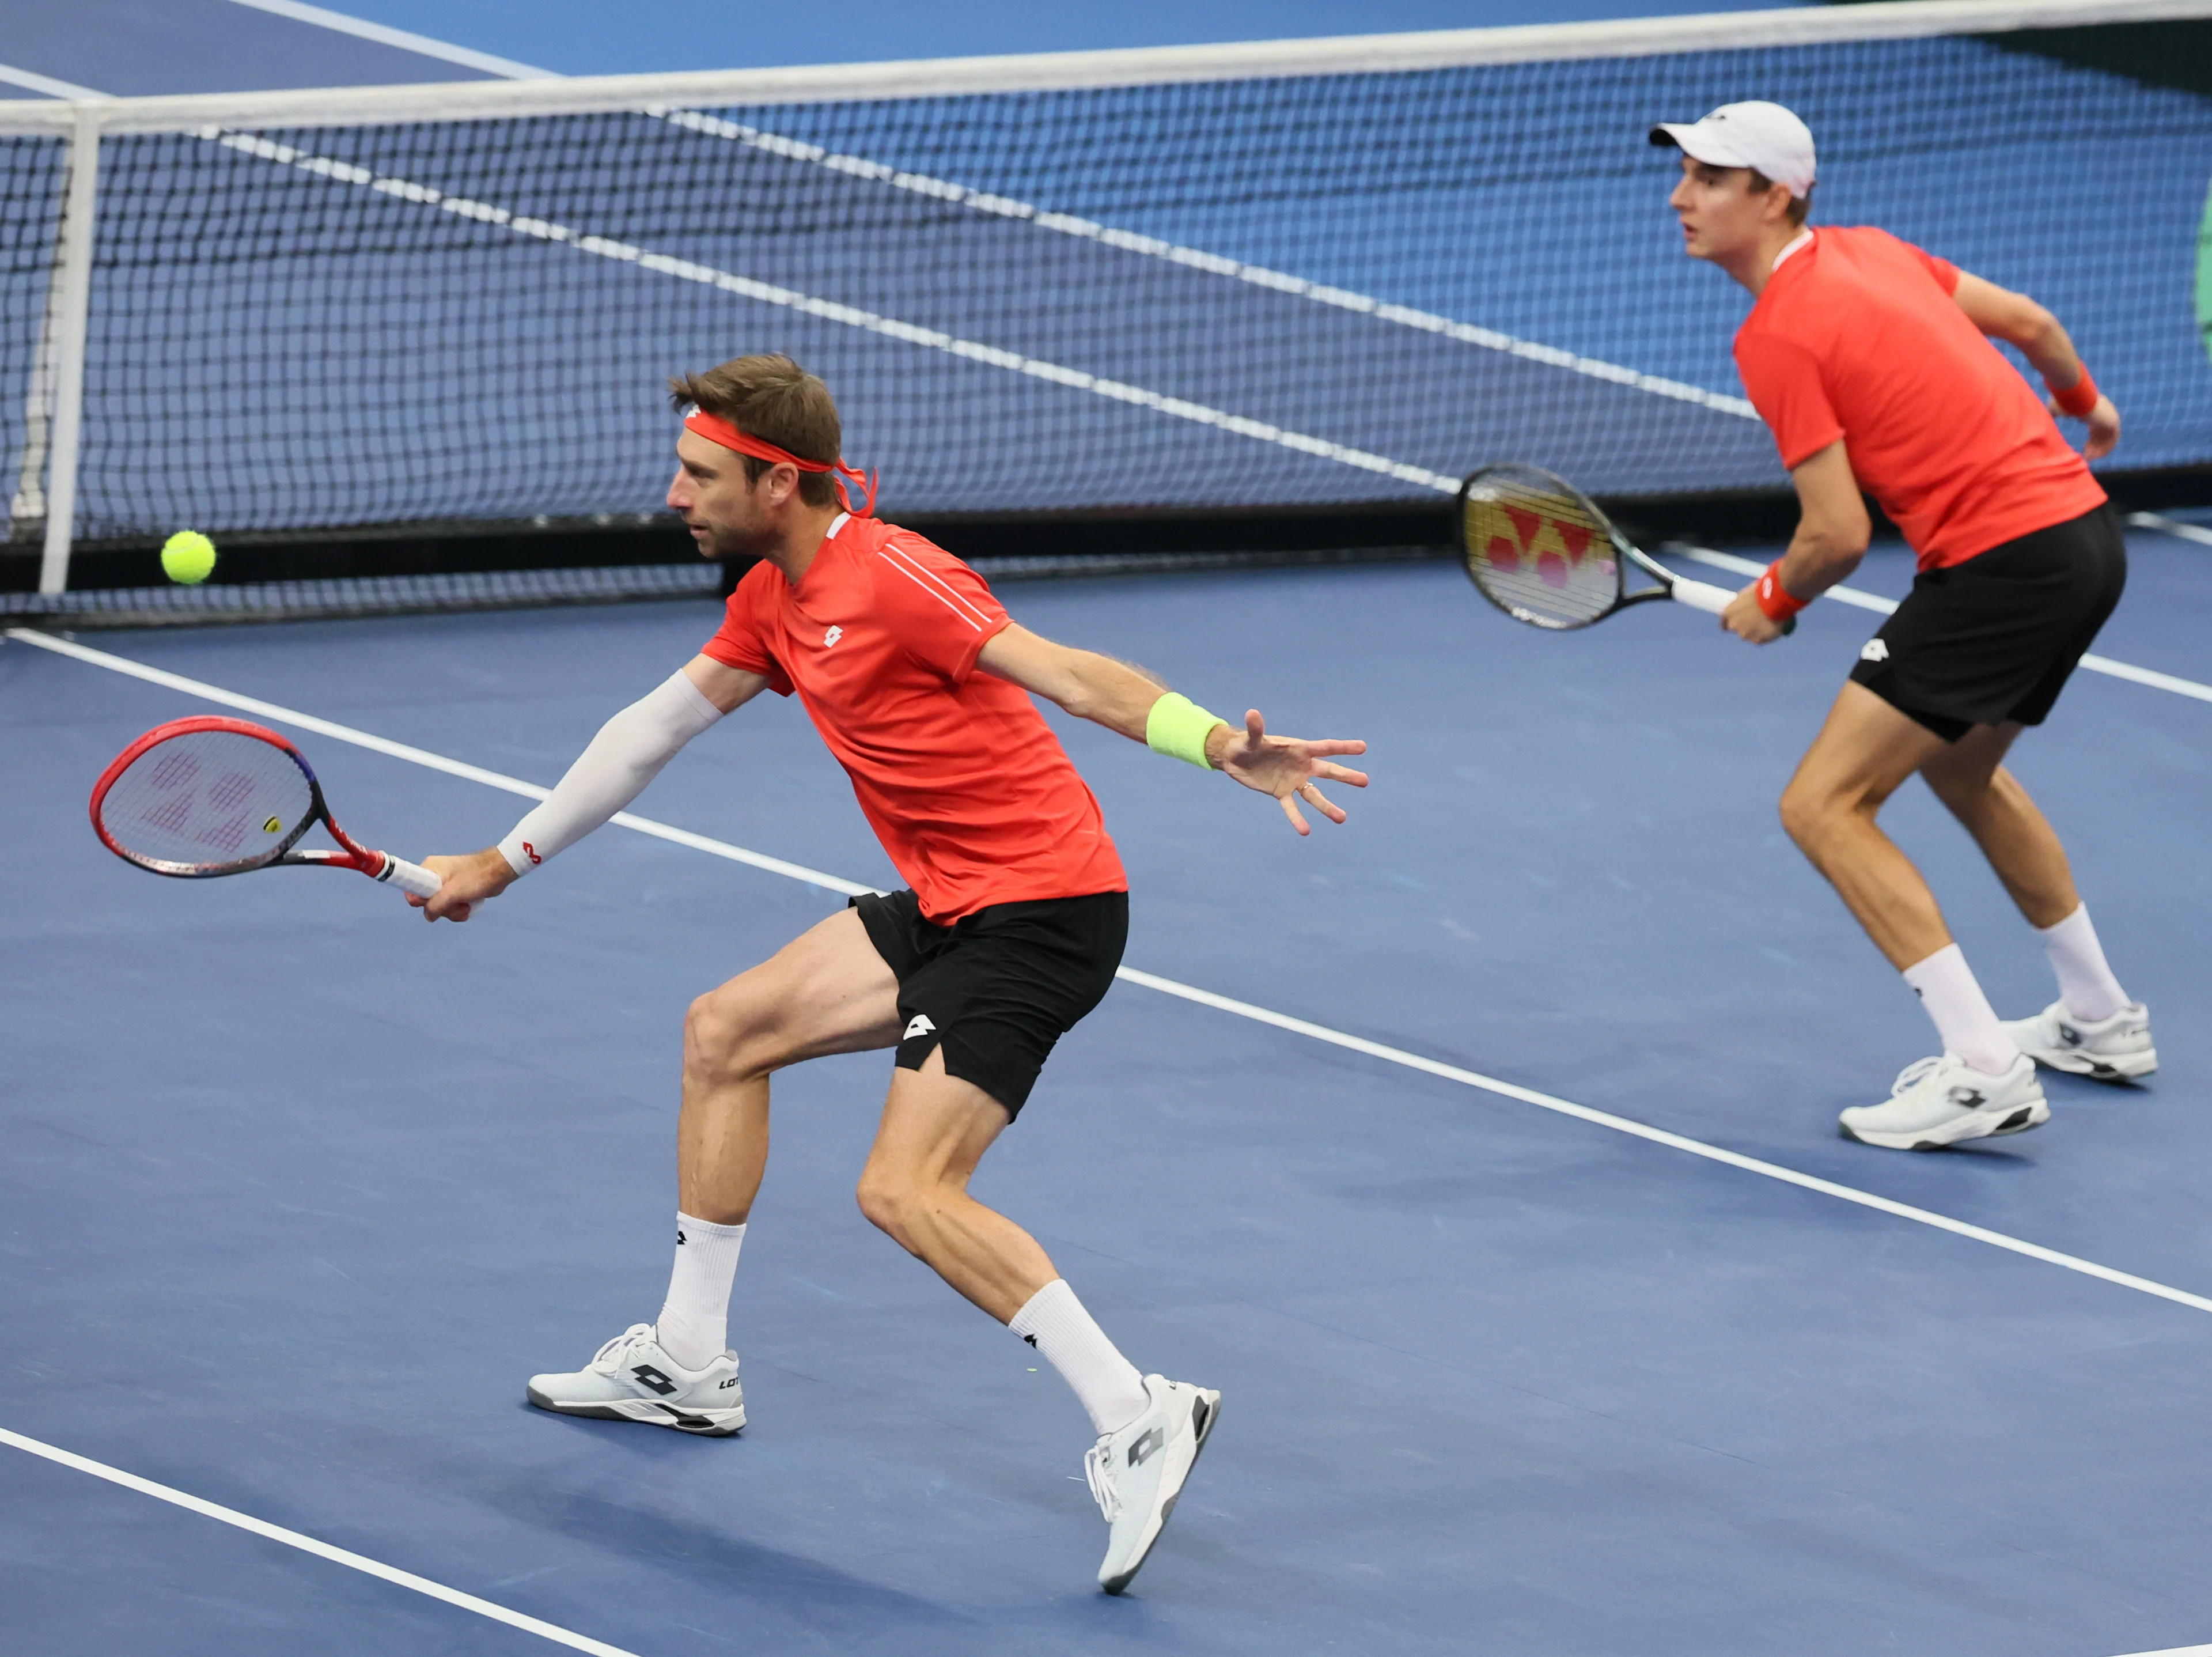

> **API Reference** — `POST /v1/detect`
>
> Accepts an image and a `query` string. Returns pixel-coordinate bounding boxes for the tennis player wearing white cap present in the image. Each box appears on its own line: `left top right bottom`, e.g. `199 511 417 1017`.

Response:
1650 102 2153 1150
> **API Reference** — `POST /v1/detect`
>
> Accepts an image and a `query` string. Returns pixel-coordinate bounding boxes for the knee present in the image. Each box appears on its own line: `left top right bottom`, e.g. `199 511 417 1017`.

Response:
854 1168 922 1249
683 986 782 1082
1777 781 1830 855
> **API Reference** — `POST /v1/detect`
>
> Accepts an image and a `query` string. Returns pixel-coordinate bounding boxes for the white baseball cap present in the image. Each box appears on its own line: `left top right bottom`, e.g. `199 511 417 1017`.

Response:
1649 101 1816 199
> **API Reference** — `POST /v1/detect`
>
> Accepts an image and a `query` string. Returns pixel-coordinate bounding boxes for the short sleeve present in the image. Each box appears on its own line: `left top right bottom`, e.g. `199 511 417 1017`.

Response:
700 562 794 695
870 535 1011 684
1734 332 1845 472
1911 244 1961 295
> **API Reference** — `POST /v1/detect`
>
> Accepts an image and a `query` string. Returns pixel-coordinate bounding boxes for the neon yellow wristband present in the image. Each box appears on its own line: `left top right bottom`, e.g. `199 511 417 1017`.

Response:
1146 691 1227 770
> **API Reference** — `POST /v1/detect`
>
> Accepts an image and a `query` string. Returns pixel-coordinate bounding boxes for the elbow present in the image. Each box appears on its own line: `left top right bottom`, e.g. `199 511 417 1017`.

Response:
2014 302 2063 359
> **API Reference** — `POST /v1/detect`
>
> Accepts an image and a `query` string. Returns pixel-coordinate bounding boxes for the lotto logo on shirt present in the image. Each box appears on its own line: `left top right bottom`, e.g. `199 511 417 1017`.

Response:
823 625 843 648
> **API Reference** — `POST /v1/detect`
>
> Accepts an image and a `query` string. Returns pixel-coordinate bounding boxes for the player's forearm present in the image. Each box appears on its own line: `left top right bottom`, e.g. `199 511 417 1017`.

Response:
1778 526 1866 599
497 670 724 873
1049 649 1172 743
1998 303 2082 388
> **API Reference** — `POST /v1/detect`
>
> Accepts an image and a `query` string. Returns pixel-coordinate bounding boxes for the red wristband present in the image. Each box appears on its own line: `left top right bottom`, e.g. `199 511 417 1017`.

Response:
1755 560 1807 622
2048 368 2099 419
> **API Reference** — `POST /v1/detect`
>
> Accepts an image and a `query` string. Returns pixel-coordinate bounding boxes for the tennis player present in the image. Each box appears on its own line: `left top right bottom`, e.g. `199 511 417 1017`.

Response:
412 354 1367 1591
1651 102 2153 1150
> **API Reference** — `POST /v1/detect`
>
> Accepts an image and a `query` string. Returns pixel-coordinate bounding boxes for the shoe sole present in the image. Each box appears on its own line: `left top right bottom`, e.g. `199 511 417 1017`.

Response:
1100 1390 1220 1596
2023 1045 2157 1083
1839 1098 2050 1152
525 1386 745 1435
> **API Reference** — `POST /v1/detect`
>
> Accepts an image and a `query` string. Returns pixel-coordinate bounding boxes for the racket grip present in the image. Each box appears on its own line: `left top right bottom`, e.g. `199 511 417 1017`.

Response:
1669 578 1737 615
378 855 444 898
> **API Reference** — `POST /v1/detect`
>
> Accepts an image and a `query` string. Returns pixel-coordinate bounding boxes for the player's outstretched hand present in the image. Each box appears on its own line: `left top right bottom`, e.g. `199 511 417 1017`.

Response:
410 847 515 922
1207 709 1368 835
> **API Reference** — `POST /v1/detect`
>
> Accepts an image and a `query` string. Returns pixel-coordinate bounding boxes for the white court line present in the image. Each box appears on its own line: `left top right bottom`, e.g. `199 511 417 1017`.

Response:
2128 511 2212 548
0 60 104 100
0 1425 643 1656
222 0 557 80
12 623 2212 1323
1675 545 2212 707
2113 1648 2212 1656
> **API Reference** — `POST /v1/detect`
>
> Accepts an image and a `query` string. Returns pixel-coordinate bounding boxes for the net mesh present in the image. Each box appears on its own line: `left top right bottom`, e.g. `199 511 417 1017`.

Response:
4 25 2210 600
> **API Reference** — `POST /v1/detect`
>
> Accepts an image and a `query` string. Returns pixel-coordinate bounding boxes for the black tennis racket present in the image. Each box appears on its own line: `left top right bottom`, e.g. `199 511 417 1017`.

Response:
90 716 444 898
1459 461 1789 634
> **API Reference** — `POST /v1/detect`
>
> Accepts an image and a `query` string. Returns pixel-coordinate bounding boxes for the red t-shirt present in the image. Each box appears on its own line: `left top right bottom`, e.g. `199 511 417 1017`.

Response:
1733 226 2106 570
702 515 1127 922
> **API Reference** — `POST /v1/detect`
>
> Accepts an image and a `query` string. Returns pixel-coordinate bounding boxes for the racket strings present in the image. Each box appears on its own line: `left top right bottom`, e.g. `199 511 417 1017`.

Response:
1463 468 1619 629
97 730 315 874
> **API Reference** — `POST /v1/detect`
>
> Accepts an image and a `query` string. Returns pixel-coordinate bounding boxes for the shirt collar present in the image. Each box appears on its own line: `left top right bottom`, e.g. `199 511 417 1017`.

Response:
824 512 850 540
1768 226 1814 277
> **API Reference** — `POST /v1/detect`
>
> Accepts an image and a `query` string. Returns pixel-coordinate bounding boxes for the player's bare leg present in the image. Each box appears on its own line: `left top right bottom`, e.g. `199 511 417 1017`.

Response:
679 906 904 1224
854 1049 1054 1318
856 1049 1217 1591
1778 680 1953 969
1780 682 2048 1146
1923 722 2150 1079
1917 721 2078 928
526 909 901 1431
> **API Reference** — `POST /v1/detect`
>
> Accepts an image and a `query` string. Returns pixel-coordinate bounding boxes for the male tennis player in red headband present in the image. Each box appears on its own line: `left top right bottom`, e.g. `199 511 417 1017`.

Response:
412 353 1367 1592
1653 101 2151 1151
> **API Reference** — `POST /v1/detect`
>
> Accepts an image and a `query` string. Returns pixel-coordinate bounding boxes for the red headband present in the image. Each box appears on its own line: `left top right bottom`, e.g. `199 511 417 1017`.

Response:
683 408 877 519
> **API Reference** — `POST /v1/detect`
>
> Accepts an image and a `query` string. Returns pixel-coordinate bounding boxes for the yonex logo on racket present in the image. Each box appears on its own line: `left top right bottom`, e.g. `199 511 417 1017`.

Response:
1475 500 1607 593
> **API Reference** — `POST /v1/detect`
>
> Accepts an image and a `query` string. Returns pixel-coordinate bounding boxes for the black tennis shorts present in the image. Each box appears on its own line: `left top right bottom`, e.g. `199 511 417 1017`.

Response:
851 888 1128 1120
1849 504 2126 742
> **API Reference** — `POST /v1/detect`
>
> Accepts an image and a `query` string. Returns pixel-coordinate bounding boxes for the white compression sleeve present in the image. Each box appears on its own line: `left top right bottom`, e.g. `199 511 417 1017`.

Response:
497 669 724 875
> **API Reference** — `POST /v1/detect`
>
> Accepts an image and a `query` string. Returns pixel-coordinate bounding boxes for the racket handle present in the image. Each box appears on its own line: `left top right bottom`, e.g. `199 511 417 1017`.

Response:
1668 577 1736 615
377 855 443 898
1669 575 1796 634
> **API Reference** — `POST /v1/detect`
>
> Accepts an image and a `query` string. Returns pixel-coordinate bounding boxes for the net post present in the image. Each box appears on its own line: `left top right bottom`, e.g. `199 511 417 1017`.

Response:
37 104 102 597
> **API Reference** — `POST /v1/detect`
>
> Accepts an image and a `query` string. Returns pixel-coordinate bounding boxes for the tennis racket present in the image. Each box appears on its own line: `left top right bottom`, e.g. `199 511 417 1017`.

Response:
90 716 444 898
1459 461 1789 634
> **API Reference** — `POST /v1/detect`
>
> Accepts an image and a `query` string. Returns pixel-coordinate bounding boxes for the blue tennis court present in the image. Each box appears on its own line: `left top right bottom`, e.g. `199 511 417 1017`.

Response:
7 1 2212 1652
6 517 2212 1655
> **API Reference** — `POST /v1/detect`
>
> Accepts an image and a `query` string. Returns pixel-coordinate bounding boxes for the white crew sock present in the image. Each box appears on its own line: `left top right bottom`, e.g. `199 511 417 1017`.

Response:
656 1213 745 1371
1902 943 2017 1076
2037 903 2130 1023
1010 1279 1149 1437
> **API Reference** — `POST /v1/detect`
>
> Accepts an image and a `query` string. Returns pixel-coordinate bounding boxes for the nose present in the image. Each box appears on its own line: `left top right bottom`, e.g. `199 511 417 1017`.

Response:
666 468 690 511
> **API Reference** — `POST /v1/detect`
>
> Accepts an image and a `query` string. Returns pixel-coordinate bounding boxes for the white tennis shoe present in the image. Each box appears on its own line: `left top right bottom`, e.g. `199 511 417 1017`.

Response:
1838 1053 2049 1151
1086 1373 1220 1594
2003 1000 2157 1082
526 1323 745 1435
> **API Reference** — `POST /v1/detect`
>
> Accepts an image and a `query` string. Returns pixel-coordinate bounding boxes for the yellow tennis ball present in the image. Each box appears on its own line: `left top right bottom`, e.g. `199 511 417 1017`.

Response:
161 530 217 585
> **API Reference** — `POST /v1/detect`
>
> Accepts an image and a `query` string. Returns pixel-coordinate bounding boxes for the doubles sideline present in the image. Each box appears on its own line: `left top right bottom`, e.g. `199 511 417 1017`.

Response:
0 1425 639 1656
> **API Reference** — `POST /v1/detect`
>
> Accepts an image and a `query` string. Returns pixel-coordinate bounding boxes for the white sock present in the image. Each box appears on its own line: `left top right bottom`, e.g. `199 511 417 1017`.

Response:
2037 903 2130 1023
1010 1279 1149 1436
1902 943 2017 1076
656 1212 745 1371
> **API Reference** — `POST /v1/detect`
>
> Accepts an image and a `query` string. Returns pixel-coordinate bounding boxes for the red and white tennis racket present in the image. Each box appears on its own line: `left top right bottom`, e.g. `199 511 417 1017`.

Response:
90 716 442 898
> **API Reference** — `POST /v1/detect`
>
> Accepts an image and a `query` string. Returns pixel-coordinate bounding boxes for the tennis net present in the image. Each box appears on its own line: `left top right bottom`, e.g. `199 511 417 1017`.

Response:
3 0 2210 618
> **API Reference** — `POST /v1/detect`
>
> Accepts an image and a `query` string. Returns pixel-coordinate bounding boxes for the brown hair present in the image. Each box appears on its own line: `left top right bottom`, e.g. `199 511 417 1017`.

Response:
1748 169 1813 227
669 354 843 508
